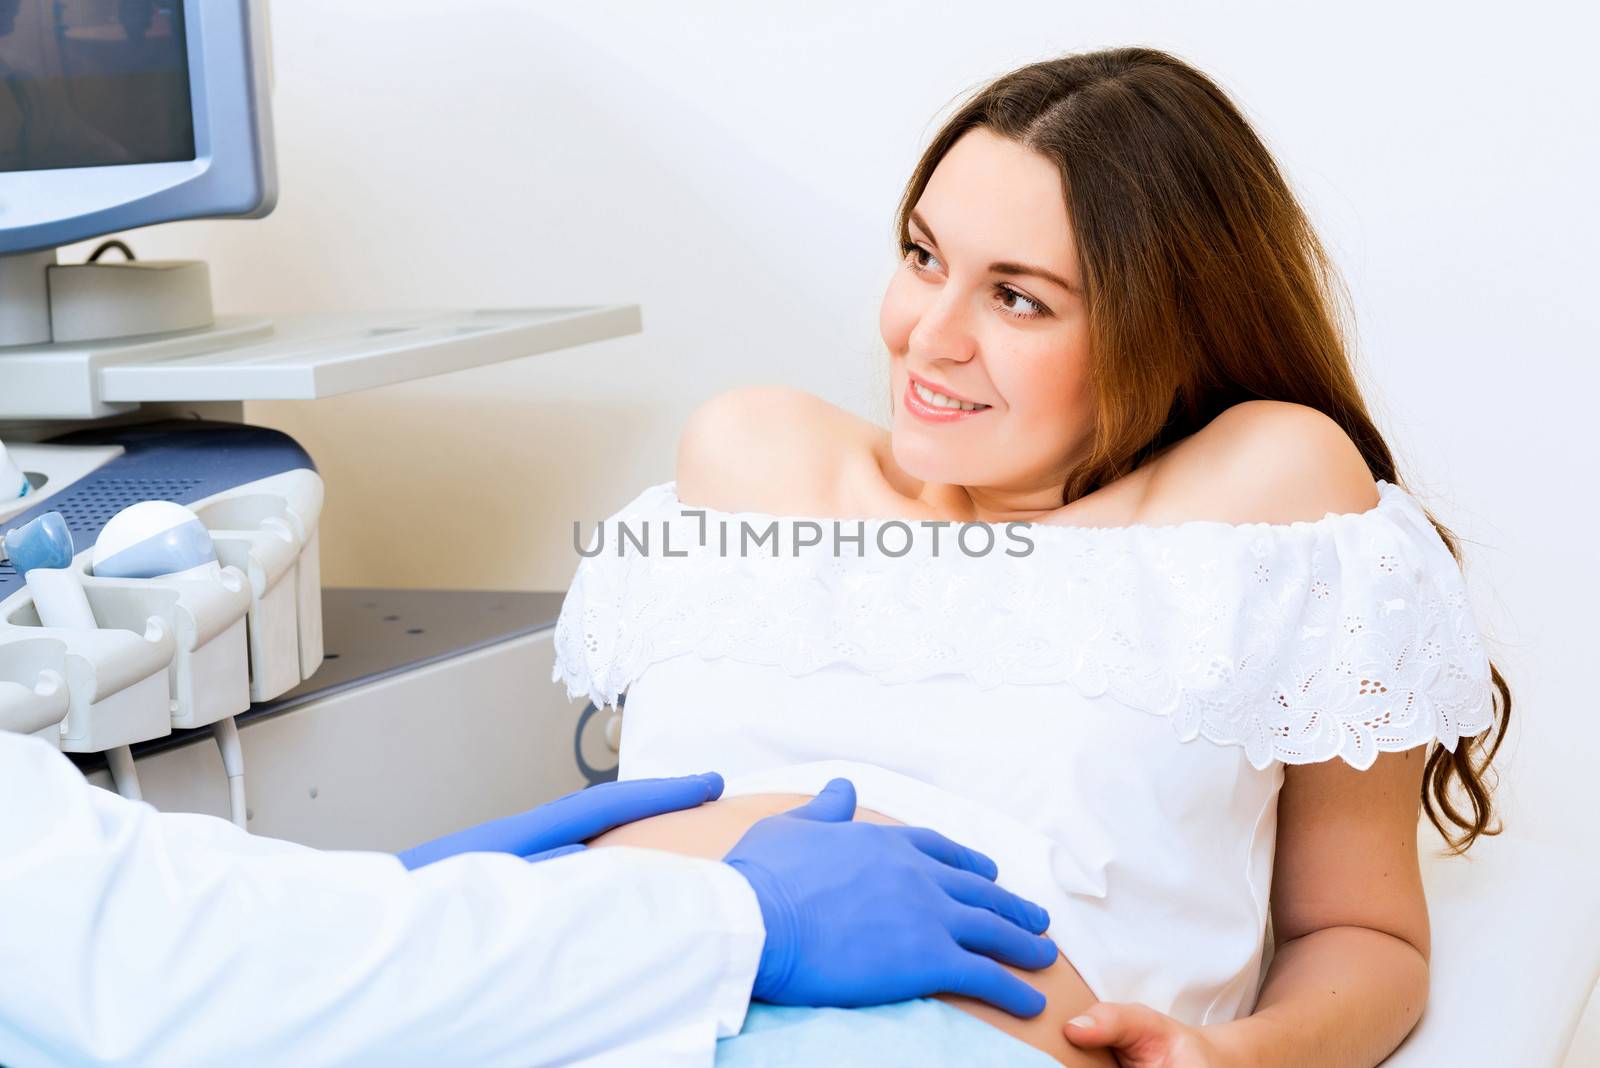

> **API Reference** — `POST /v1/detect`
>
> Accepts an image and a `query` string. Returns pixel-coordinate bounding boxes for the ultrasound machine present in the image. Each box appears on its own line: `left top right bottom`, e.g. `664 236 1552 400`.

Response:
0 0 631 851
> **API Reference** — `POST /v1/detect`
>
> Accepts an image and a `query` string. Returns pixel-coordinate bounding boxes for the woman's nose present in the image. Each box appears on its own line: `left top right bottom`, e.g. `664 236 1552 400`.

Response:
907 288 977 364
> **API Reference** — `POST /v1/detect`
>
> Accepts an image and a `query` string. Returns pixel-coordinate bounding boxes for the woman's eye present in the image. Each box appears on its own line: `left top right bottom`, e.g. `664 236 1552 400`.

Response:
997 286 1045 319
898 240 1048 321
900 240 939 273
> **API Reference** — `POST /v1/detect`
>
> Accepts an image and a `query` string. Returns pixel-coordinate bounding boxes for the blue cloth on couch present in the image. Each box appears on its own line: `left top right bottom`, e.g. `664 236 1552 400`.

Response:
716 999 1059 1066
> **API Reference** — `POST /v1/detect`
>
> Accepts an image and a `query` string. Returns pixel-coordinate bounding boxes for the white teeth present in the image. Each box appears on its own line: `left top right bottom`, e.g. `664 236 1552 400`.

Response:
913 381 986 411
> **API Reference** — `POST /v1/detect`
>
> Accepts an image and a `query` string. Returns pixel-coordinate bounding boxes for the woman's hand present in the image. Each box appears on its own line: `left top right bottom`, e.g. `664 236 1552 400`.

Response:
1064 1003 1238 1067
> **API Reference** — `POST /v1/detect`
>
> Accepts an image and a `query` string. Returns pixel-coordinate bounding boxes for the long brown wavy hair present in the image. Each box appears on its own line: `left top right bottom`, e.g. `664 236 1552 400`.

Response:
894 46 1508 853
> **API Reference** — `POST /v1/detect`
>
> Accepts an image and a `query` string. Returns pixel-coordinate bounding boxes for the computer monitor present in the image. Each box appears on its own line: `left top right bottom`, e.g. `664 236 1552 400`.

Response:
0 0 276 256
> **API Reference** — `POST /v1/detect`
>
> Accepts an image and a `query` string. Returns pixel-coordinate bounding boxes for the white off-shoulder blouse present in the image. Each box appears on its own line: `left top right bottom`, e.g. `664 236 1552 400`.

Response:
553 480 1494 1026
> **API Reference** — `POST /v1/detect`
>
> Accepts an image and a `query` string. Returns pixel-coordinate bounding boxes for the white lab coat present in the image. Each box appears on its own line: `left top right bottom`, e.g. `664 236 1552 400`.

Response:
0 731 765 1068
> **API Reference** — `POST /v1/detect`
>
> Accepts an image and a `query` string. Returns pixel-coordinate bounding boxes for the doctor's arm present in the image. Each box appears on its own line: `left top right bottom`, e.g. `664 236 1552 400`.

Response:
1064 747 1433 1068
0 732 766 1068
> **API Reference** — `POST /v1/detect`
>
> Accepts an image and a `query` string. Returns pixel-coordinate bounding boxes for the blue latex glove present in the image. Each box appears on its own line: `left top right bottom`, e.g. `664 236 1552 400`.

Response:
724 778 1058 1019
398 772 725 870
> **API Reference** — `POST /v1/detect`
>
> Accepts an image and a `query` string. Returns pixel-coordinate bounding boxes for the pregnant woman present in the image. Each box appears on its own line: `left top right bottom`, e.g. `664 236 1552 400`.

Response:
559 46 1509 1067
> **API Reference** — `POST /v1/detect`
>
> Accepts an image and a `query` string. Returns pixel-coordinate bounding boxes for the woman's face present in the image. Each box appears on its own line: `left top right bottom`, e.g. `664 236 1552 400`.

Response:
881 127 1093 508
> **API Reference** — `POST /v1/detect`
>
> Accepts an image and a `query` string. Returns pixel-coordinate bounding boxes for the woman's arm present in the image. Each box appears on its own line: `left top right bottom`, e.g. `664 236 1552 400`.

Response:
1170 400 1433 1065
1063 748 1433 1068
1208 747 1433 1067
1064 401 1431 1066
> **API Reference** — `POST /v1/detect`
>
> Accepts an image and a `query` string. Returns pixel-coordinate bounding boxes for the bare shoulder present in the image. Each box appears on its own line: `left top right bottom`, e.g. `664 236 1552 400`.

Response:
1140 400 1379 525
675 386 877 513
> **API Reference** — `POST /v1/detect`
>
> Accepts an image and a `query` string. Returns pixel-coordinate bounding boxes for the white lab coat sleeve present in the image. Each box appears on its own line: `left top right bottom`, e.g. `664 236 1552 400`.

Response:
0 731 765 1068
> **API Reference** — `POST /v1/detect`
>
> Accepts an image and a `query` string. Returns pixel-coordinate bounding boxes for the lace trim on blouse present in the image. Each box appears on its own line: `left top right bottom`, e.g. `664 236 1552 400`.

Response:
552 481 1495 769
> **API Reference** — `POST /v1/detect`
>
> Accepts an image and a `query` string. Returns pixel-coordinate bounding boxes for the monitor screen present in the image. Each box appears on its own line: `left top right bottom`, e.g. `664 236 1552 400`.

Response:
0 0 195 173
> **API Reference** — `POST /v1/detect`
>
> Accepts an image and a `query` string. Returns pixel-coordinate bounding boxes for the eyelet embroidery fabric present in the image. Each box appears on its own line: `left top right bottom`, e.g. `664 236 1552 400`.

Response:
553 480 1495 769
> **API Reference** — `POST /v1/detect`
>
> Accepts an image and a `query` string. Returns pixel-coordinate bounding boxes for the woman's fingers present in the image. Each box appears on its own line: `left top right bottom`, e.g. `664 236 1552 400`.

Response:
893 825 1000 879
934 865 1051 934
946 902 1060 971
938 951 1049 1018
1063 1001 1180 1051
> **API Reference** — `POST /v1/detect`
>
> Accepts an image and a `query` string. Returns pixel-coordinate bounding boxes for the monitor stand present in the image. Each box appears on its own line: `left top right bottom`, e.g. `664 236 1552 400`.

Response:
0 248 214 348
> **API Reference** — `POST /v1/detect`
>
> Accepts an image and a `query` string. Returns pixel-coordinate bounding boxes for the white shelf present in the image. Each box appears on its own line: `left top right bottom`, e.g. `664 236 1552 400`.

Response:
0 305 641 420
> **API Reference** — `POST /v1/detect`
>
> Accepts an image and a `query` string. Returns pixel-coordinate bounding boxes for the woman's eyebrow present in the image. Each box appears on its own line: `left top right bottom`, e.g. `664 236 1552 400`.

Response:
909 210 1081 296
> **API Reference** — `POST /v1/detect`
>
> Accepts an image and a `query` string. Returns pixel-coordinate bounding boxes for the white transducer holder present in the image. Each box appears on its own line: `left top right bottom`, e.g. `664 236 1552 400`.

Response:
0 469 325 754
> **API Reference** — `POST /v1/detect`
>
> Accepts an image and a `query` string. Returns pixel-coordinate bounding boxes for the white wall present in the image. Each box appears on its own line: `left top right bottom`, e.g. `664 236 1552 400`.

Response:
69 0 1597 1058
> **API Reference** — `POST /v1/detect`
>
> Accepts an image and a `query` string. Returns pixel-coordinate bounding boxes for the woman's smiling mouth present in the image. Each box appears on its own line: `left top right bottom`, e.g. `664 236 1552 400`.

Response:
904 372 992 423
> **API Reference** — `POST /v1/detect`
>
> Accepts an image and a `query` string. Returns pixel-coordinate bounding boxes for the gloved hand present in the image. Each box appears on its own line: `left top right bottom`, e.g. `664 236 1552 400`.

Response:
398 772 725 870
724 778 1059 1019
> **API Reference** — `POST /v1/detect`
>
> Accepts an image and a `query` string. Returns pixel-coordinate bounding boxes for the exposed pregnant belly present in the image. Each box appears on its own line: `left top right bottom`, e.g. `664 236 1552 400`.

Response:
589 792 1116 1068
